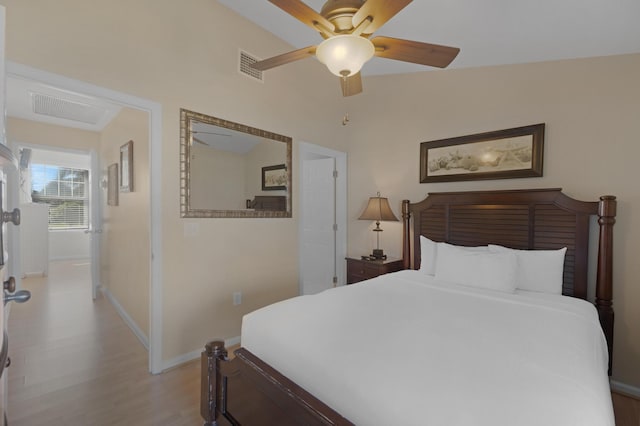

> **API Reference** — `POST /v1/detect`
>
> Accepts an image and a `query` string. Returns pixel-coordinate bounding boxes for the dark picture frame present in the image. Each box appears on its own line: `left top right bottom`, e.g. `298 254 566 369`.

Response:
261 164 287 191
107 163 119 206
120 140 134 192
420 123 545 183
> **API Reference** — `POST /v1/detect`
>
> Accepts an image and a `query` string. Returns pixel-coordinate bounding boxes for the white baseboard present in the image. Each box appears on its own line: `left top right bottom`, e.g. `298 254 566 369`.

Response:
162 336 241 372
101 287 149 350
50 256 91 262
611 380 640 398
22 271 46 278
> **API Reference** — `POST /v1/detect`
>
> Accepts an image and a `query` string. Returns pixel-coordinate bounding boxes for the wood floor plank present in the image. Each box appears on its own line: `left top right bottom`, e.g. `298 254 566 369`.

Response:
7 261 201 425
612 392 640 426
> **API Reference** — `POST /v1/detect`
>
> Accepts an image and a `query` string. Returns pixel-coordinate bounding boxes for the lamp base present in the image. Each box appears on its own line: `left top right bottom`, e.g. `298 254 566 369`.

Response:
371 249 386 260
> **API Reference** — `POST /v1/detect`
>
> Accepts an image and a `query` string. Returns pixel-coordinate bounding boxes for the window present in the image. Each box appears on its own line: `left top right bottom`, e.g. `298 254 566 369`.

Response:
31 164 89 230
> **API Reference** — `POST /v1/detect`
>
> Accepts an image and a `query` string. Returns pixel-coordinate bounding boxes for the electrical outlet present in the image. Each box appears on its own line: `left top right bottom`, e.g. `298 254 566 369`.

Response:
233 292 242 306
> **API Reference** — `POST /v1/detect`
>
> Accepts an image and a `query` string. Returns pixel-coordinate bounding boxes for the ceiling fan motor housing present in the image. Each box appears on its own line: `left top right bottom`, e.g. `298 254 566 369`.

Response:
320 0 364 32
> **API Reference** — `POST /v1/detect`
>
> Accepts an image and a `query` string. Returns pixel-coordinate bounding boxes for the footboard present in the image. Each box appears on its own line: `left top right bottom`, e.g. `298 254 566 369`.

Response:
201 340 353 426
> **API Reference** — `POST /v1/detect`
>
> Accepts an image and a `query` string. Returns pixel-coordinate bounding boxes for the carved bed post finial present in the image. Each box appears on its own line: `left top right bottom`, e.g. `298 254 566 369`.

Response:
595 195 616 375
402 200 411 270
201 341 228 426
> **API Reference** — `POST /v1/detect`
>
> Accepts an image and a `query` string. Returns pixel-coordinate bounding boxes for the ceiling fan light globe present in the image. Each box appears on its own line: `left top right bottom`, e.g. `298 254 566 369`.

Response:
316 35 374 77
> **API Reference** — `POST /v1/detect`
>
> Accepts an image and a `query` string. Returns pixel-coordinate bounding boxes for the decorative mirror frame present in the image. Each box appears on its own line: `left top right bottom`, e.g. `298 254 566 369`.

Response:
180 108 292 218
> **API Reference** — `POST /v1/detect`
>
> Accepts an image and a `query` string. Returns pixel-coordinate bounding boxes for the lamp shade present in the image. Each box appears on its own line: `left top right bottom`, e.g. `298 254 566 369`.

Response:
358 195 399 222
316 35 375 77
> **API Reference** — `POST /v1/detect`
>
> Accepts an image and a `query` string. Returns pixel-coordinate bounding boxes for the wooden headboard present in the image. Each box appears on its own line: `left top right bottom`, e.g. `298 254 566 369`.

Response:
401 188 616 372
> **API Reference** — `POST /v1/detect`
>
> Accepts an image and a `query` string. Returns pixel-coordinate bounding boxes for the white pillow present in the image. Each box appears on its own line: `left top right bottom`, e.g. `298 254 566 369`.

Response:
419 236 488 276
435 243 518 293
488 245 567 295
419 236 438 275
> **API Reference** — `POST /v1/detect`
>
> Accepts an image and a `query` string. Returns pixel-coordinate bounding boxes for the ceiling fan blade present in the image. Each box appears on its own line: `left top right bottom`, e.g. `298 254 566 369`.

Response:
250 46 317 71
352 0 412 35
268 0 335 34
371 36 460 68
340 72 363 97
192 137 208 146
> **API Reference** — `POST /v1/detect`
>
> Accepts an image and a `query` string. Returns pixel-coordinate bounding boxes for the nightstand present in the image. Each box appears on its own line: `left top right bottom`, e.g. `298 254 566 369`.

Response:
346 257 404 284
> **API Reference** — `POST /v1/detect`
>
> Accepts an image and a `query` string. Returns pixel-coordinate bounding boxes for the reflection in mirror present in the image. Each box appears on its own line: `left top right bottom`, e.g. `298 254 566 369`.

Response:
180 109 292 218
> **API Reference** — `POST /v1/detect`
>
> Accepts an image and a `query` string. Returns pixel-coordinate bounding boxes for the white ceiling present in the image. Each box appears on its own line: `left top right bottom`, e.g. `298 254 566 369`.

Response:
219 0 640 76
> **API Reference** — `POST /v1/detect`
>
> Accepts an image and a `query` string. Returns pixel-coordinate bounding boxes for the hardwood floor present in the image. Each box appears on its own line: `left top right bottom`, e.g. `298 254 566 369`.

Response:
7 260 201 425
6 260 640 425
613 392 640 426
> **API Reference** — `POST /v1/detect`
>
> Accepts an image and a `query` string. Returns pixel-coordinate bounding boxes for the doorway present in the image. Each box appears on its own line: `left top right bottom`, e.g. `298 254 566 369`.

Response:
298 142 347 295
6 62 163 374
15 145 96 293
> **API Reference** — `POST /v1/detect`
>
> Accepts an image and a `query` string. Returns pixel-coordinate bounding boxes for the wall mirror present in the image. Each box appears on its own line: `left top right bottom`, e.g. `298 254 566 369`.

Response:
180 109 292 218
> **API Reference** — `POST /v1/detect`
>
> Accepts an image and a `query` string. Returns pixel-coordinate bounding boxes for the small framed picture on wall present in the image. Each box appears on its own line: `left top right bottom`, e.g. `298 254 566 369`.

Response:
107 163 119 206
120 140 134 192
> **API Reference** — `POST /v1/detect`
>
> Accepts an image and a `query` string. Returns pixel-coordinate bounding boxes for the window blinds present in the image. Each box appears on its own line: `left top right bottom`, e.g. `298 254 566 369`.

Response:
31 164 89 229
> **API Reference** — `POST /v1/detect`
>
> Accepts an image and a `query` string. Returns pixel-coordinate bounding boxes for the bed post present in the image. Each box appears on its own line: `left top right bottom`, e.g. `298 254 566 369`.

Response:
201 340 228 426
402 200 411 270
595 195 616 375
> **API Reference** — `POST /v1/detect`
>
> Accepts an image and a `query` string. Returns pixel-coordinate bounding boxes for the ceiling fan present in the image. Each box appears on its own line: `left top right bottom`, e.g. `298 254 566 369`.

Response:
250 0 460 96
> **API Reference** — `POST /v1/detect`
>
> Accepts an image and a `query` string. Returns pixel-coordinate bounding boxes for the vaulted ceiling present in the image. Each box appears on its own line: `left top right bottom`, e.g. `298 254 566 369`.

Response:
7 1 640 132
219 0 640 76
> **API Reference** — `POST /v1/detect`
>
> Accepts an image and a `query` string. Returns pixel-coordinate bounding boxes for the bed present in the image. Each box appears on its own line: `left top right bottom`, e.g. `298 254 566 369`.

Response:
201 188 617 426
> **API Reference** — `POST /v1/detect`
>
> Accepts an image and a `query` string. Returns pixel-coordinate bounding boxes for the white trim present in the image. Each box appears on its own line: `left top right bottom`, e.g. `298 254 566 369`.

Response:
162 336 241 371
7 62 164 374
49 255 91 262
611 380 640 399
101 286 149 350
298 142 348 294
89 148 101 300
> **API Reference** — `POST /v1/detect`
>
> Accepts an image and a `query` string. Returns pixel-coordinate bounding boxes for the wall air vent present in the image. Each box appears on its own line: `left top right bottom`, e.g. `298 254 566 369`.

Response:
31 92 107 125
239 50 263 82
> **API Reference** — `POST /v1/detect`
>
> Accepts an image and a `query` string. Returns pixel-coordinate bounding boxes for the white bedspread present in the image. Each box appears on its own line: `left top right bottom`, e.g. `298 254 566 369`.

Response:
241 270 614 426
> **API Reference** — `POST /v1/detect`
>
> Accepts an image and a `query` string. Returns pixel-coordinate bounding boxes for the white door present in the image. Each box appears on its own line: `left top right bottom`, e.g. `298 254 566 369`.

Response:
299 143 347 295
301 157 336 295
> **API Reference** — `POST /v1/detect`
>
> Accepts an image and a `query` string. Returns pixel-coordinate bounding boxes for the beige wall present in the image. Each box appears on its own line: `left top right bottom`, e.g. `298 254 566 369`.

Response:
346 54 640 387
0 0 348 364
3 0 638 389
100 107 150 338
7 117 100 152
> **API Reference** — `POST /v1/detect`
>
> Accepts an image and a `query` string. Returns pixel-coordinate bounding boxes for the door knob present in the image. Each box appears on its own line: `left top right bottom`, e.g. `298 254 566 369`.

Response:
2 208 20 225
3 276 15 293
4 289 31 305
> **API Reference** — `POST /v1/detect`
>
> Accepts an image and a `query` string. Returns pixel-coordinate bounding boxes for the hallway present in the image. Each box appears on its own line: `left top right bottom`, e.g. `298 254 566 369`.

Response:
6 260 201 425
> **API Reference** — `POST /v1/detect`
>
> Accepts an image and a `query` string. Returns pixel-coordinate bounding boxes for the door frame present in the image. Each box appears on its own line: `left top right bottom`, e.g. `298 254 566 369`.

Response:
10 142 95 280
89 149 100 299
7 62 164 374
298 142 347 293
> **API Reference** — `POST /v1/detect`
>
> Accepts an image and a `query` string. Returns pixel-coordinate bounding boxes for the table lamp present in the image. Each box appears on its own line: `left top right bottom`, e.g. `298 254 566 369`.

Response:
358 192 398 259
